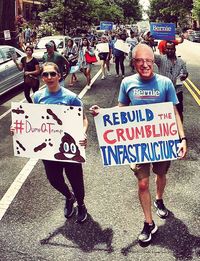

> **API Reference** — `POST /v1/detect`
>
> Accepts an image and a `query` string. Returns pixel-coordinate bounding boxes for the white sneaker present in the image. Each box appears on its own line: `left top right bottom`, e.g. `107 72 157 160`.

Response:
115 74 119 78
86 84 91 89
101 75 105 80
107 71 111 76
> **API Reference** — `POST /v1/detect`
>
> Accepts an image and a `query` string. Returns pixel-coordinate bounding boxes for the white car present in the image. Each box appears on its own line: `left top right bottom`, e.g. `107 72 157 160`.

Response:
0 45 25 96
33 35 70 62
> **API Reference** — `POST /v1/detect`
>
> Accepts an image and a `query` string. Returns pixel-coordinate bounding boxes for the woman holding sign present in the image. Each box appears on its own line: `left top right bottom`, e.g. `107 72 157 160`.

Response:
64 39 79 87
97 35 112 79
34 62 88 223
113 33 126 78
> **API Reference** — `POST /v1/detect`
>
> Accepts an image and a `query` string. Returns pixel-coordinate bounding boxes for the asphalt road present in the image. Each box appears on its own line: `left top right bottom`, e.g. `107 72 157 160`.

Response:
0 40 200 261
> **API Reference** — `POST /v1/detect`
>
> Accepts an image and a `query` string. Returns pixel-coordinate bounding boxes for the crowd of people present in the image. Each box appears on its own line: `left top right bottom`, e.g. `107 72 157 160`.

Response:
11 25 188 244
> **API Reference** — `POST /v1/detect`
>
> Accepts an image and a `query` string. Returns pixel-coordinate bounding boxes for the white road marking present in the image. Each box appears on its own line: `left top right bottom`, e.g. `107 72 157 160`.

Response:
0 69 101 221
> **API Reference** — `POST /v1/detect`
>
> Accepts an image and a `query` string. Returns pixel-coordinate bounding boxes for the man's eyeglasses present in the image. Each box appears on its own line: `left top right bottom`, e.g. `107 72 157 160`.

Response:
134 58 154 65
42 71 58 78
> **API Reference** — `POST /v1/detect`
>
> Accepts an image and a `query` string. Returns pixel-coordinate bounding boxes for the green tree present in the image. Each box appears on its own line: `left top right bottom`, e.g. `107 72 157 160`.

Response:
38 0 143 33
116 0 142 23
148 0 193 28
193 0 200 22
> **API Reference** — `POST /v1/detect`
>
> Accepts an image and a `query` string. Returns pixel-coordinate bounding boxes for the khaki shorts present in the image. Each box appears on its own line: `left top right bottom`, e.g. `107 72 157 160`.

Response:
130 161 171 180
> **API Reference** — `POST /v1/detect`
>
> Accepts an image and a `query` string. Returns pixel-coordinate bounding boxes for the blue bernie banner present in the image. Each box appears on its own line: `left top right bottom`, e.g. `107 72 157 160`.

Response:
100 21 113 31
150 23 176 40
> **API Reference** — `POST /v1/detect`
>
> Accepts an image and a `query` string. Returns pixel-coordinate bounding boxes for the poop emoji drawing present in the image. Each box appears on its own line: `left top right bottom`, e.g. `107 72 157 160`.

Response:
54 132 85 163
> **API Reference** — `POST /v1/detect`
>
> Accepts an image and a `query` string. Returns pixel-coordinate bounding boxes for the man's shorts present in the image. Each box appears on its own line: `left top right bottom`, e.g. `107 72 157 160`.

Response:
130 161 171 180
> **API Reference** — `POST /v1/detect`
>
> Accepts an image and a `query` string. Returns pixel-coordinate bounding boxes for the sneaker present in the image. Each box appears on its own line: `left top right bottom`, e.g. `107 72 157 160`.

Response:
122 75 125 78
76 204 87 223
115 74 119 78
64 194 76 218
101 75 105 80
138 221 158 243
107 71 111 76
154 199 169 218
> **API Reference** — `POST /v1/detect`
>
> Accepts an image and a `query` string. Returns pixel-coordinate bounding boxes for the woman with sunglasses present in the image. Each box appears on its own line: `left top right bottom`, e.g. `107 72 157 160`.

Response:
33 62 88 223
78 37 94 88
13 45 40 103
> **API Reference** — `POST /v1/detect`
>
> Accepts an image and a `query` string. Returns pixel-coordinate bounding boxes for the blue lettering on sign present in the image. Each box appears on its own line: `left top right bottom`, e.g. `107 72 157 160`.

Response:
102 109 154 127
100 139 180 166
100 21 113 30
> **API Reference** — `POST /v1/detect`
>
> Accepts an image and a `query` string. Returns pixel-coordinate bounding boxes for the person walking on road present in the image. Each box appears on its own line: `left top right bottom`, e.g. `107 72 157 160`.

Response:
97 35 112 80
78 37 95 88
13 45 40 103
113 33 126 78
64 39 79 87
154 41 188 122
42 42 69 87
34 62 88 223
90 44 187 243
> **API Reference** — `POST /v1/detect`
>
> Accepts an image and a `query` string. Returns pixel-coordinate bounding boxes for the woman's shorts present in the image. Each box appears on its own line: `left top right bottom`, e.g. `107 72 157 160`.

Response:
98 52 109 61
130 161 171 180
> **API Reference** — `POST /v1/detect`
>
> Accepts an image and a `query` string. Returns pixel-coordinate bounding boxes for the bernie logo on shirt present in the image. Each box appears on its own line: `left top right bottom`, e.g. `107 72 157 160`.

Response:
133 89 160 99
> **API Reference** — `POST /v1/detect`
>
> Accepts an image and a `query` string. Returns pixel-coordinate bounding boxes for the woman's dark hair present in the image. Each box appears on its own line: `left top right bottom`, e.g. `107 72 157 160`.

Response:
67 39 74 46
25 45 34 53
50 40 57 52
81 37 90 49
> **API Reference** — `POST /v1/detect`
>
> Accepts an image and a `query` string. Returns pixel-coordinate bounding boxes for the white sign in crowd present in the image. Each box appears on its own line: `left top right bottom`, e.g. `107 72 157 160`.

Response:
11 102 86 163
12 102 181 167
94 102 180 166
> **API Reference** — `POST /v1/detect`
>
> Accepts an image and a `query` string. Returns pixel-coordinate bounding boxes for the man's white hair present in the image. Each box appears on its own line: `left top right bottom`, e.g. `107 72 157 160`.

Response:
132 43 154 59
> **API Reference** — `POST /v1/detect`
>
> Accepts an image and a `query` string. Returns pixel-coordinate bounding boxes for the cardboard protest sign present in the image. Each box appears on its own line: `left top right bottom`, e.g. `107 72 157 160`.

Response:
8 47 17 60
94 102 180 166
150 23 175 40
100 21 113 31
114 40 130 54
11 102 86 163
96 43 109 53
69 64 80 74
4 30 11 40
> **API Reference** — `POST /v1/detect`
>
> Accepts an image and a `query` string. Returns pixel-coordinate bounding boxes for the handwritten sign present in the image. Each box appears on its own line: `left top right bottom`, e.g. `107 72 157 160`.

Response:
4 30 11 40
11 102 86 163
94 102 180 166
100 21 113 31
96 43 109 53
114 40 130 54
150 23 175 40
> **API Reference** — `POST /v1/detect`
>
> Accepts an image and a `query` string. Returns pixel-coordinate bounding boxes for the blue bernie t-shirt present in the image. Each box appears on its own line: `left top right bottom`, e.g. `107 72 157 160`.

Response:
33 86 82 106
118 73 179 106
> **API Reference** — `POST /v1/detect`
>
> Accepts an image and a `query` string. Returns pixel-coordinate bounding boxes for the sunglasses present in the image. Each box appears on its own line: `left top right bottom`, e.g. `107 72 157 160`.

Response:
42 71 58 78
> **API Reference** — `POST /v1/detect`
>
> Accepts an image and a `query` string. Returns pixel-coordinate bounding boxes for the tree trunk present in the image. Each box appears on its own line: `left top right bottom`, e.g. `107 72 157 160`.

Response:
0 0 17 46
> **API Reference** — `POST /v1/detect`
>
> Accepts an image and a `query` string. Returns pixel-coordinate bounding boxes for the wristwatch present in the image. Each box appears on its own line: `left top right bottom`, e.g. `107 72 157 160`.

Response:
180 137 187 142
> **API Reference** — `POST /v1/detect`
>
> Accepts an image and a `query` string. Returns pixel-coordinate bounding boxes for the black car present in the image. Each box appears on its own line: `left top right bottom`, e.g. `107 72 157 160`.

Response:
188 31 200 42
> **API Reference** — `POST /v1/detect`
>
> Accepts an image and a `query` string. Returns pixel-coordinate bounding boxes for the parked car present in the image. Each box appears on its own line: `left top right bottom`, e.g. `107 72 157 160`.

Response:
0 45 25 96
188 31 200 42
33 35 70 62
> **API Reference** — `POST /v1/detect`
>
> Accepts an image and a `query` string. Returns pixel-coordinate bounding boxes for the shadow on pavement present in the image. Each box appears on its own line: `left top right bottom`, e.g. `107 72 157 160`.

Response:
121 212 200 260
40 214 114 253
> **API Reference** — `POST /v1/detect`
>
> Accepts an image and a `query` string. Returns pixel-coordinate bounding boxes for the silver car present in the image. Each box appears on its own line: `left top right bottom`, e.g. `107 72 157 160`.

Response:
33 35 70 62
0 45 25 95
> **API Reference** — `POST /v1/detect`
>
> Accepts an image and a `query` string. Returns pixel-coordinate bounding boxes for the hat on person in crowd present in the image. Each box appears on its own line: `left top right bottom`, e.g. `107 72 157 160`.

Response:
45 42 54 48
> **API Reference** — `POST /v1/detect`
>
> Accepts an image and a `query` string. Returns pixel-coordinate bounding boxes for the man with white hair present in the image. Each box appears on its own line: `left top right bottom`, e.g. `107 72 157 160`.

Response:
90 44 187 243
